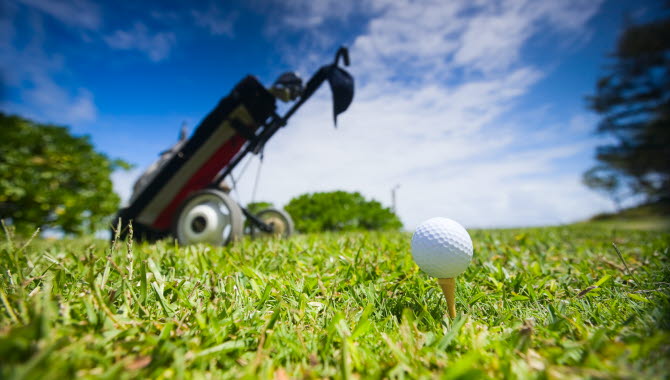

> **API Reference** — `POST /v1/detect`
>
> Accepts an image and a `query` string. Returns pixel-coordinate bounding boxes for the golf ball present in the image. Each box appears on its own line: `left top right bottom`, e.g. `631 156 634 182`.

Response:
411 217 473 278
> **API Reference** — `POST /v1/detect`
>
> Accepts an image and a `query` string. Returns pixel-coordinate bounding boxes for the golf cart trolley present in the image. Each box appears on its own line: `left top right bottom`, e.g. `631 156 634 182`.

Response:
113 47 354 246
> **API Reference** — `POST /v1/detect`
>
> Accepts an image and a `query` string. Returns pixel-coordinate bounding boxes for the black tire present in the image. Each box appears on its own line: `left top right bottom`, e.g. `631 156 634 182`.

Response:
251 208 294 238
172 189 243 246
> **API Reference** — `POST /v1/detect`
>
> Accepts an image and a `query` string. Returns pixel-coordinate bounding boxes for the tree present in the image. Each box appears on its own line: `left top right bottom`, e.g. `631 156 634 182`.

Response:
284 191 402 233
583 12 670 204
582 166 624 210
0 113 130 235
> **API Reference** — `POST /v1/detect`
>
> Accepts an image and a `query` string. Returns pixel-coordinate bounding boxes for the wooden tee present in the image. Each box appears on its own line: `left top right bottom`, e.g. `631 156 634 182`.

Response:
437 278 456 318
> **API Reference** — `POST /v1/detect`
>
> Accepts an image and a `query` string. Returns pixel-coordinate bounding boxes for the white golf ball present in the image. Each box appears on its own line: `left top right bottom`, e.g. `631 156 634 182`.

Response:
411 217 473 278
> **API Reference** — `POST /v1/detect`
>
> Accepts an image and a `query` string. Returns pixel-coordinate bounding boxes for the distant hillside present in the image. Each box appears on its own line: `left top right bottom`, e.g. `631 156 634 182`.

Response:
587 199 670 231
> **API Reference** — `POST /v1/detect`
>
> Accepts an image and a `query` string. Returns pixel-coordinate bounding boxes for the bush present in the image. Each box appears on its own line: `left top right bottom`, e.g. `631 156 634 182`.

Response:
284 191 402 233
246 201 274 214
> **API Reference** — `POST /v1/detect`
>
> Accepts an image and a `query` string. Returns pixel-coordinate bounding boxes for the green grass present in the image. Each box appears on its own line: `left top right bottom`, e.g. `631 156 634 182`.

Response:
588 199 670 231
1 225 669 379
583 217 670 231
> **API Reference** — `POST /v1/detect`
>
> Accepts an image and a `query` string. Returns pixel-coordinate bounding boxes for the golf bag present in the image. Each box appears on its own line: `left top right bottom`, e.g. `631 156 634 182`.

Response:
113 47 354 246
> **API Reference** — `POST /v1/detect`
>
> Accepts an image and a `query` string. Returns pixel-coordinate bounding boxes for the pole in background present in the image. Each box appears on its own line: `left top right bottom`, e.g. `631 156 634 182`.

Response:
391 184 400 213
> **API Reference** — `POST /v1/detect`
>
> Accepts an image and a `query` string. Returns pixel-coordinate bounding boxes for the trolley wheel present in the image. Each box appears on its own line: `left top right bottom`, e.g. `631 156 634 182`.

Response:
173 189 243 246
252 208 294 238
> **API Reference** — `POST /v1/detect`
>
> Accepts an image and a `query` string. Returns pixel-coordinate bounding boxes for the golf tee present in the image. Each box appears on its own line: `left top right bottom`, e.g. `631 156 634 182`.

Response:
437 278 456 318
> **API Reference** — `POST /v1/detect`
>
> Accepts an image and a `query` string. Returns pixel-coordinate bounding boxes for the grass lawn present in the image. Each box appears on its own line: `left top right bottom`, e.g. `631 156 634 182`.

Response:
587 200 670 231
1 224 669 379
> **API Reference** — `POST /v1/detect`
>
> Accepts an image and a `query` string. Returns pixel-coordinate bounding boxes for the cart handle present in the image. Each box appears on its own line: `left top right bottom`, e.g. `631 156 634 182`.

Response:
211 46 352 186
335 47 350 67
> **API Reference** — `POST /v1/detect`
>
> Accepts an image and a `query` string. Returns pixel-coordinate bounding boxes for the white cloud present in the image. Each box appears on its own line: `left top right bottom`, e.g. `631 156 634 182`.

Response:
11 84 97 125
191 5 237 37
261 0 357 29
349 0 603 81
219 0 611 229
1 83 97 126
253 0 365 70
17 0 101 30
112 168 143 207
453 2 533 73
227 90 611 229
104 22 176 62
105 0 613 230
453 1 601 73
0 6 97 126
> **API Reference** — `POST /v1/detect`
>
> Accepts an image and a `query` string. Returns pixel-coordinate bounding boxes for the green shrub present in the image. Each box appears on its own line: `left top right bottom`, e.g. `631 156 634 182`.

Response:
285 190 402 232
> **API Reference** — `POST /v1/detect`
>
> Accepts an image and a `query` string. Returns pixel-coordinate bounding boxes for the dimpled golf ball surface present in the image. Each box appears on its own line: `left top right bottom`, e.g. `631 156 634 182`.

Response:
411 217 473 278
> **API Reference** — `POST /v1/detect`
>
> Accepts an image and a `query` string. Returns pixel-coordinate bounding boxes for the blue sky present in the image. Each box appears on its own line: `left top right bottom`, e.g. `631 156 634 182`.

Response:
0 0 662 229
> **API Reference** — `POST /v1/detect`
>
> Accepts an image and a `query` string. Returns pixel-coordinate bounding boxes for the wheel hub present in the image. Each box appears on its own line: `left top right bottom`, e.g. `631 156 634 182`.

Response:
177 196 232 245
191 215 207 233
